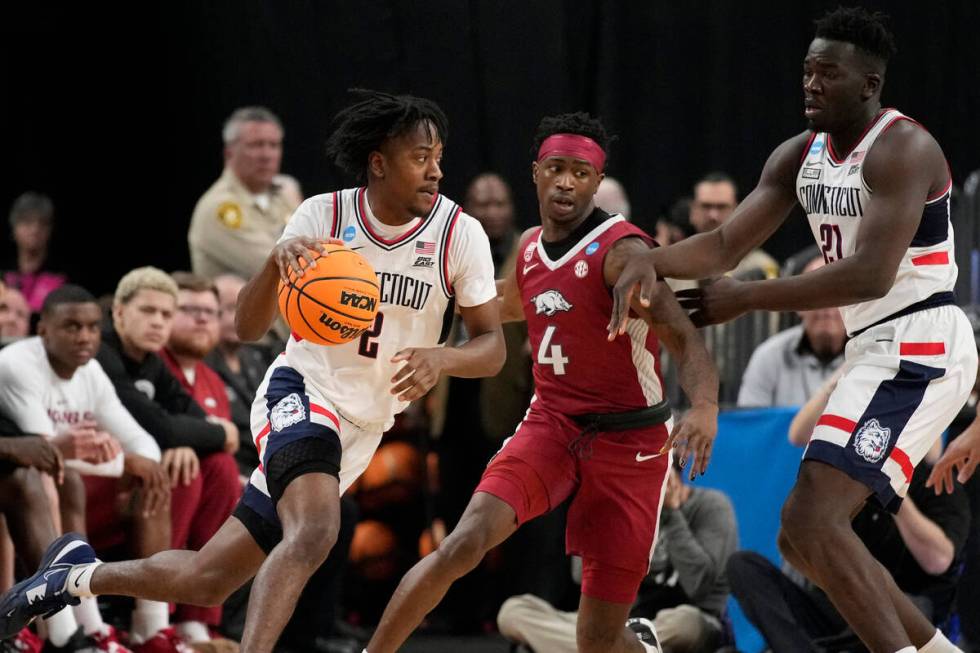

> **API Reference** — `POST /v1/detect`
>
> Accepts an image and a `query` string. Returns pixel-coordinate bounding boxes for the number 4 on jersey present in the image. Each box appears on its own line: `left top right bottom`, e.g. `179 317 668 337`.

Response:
537 325 568 375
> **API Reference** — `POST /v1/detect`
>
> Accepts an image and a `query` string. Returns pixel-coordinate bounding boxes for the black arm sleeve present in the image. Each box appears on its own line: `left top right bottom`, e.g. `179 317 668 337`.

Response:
96 347 226 454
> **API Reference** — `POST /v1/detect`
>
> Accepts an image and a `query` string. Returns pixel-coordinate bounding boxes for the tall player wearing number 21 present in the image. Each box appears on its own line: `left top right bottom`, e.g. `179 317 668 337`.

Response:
608 9 975 653
0 90 504 653
365 112 719 653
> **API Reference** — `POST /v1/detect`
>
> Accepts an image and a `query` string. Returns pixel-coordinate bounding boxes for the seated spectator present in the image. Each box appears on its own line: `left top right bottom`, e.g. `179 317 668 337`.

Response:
96 268 240 650
594 176 631 220
0 282 31 342
206 273 273 476
498 463 737 653
0 413 65 651
737 256 846 407
151 272 241 650
3 192 66 314
689 173 778 279
0 285 170 653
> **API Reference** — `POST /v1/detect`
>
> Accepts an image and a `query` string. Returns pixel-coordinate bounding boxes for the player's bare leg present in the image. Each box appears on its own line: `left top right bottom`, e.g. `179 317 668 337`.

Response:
241 473 340 653
779 461 926 652
577 595 646 653
874 559 941 648
88 516 265 606
366 492 518 653
0 468 58 570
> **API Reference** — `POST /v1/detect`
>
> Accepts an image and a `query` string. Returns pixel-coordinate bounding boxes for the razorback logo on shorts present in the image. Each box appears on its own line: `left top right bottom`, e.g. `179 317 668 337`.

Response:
853 418 891 463
271 392 306 431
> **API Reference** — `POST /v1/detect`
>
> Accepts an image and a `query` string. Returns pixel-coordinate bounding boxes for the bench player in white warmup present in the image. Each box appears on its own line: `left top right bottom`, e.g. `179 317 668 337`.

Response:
0 90 505 653
609 8 975 653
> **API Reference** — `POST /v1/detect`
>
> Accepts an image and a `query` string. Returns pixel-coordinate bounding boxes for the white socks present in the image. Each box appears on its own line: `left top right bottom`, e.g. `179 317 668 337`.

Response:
130 599 169 644
895 648 917 653
919 629 962 653
72 597 106 636
177 621 211 643
65 562 102 598
43 609 78 647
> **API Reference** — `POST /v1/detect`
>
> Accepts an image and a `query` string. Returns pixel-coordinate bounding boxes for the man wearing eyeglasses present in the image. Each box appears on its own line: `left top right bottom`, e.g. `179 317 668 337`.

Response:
95 266 240 651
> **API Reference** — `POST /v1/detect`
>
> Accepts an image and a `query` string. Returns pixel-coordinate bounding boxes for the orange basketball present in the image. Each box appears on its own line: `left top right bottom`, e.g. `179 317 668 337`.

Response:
277 243 380 346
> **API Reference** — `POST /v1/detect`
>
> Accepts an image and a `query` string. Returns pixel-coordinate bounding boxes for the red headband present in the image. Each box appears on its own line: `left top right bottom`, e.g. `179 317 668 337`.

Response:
536 133 606 172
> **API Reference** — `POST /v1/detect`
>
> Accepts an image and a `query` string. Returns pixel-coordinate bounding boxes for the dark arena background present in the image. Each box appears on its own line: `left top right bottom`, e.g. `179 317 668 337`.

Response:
2 2 980 653
4 2 978 289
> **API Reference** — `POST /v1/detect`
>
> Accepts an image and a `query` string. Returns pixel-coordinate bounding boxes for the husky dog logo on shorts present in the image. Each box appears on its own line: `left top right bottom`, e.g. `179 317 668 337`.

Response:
271 393 306 432
532 290 573 316
853 418 891 463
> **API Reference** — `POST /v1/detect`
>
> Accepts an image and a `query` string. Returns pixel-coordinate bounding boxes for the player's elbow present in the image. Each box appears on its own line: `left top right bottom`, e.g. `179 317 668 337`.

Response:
486 330 507 375
235 315 266 343
918 541 954 576
851 262 896 301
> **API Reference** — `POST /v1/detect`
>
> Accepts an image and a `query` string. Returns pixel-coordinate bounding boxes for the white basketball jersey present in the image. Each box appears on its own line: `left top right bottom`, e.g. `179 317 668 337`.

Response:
276 187 496 430
796 108 956 335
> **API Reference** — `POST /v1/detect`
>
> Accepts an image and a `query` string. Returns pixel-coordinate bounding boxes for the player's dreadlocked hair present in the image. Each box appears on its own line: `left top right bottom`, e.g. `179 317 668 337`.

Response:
814 7 897 65
531 112 615 160
326 89 449 182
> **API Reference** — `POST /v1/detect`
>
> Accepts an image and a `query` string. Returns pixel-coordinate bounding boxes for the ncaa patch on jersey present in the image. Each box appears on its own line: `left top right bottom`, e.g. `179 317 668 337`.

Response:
585 241 599 255
343 225 356 242
853 418 891 464
271 392 306 432
809 137 824 156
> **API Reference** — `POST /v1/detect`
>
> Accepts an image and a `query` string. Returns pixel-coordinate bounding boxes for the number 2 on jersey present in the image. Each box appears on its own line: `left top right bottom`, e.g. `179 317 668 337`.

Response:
358 312 384 358
537 325 568 375
820 223 843 263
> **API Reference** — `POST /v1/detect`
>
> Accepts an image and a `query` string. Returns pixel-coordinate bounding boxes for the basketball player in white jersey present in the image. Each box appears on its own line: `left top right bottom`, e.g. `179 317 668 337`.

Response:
609 8 974 653
0 90 505 653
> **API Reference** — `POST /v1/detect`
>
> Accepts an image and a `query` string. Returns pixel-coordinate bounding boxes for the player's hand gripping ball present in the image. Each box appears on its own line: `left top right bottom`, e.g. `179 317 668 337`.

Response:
277 243 380 345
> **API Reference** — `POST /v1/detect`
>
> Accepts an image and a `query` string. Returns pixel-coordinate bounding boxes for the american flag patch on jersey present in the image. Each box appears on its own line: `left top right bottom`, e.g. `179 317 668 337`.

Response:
415 241 436 255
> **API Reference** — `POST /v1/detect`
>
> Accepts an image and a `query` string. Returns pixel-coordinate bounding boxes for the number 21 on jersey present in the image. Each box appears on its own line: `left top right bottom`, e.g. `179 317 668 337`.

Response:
537 325 568 375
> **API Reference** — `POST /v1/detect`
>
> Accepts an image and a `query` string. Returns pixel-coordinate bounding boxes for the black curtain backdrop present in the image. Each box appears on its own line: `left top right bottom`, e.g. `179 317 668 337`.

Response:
3 1 978 296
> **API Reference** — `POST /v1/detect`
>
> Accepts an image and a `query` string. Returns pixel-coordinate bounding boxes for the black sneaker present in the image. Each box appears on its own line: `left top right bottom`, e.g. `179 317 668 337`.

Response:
41 627 98 653
626 618 662 652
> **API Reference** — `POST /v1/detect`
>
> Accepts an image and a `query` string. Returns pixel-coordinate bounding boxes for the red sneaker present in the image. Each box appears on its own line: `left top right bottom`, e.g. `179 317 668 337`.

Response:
131 629 193 653
2 628 42 653
91 627 131 653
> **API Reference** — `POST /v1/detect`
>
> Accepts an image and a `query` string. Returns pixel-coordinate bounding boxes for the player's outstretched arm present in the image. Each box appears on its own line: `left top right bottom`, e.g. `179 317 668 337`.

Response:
235 236 328 341
680 124 943 325
606 238 719 478
608 133 807 338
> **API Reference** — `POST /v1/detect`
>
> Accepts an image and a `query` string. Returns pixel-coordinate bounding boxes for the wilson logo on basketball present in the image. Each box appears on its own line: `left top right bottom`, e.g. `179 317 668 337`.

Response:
318 314 367 340
340 290 378 312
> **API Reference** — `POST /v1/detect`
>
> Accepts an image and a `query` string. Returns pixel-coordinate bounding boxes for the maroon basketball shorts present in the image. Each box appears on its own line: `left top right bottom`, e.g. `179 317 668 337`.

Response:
475 397 671 604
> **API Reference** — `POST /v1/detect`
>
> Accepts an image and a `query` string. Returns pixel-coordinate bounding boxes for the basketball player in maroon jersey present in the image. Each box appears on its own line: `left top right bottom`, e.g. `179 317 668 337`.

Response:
608 9 971 653
365 113 719 653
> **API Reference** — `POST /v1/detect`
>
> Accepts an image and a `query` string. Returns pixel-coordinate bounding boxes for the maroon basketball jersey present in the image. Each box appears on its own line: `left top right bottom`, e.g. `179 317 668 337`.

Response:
518 215 664 415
